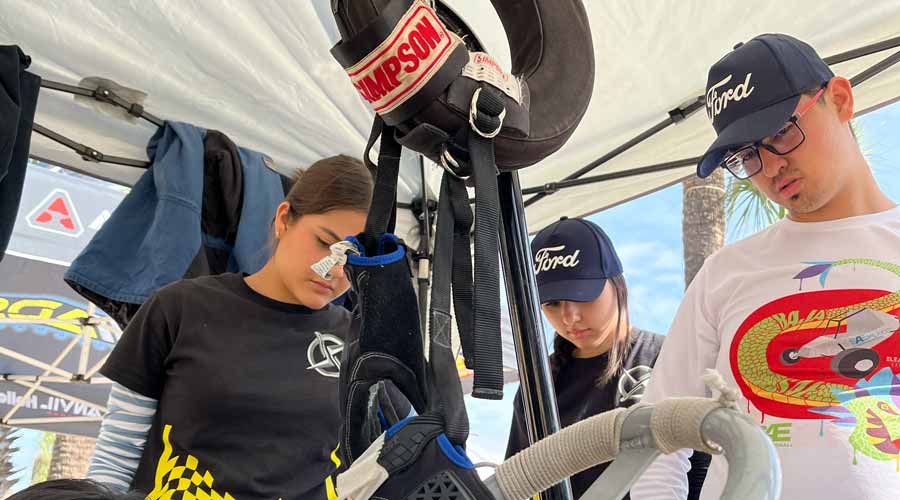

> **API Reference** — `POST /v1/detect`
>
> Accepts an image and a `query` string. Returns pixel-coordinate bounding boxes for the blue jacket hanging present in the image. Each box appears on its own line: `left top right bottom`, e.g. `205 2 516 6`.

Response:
65 122 286 325
65 122 207 305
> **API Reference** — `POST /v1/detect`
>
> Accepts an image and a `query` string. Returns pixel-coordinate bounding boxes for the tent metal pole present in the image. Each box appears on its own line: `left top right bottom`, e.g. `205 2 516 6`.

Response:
0 318 84 325
849 48 900 87
32 124 151 168
10 417 102 425
416 156 433 332
521 36 900 209
1 335 82 422
521 156 702 196
40 79 165 127
0 374 97 384
497 170 574 500
84 354 112 380
523 115 681 208
77 303 96 378
824 35 900 65
0 346 72 378
13 381 106 413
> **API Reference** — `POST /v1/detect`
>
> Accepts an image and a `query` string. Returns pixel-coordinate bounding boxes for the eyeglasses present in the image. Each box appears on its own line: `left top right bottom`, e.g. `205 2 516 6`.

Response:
719 87 825 180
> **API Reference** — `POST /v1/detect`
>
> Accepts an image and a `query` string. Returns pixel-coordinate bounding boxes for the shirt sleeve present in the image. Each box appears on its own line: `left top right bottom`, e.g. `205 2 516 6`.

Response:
87 383 158 491
99 290 178 400
630 261 722 500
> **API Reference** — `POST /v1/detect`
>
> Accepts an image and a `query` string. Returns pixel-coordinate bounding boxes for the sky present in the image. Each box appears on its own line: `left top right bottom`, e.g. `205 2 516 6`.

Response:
4 101 900 494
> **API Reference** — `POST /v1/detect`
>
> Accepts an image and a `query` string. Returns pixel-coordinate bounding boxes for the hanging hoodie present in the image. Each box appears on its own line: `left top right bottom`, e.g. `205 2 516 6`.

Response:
0 45 41 261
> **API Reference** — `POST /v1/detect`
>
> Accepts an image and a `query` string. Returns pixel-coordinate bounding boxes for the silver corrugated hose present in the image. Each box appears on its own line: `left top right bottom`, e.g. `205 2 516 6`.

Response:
494 406 630 500
487 370 781 500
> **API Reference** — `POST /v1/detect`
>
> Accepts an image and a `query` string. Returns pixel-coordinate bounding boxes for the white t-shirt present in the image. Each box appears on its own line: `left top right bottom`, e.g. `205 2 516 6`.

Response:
631 205 900 500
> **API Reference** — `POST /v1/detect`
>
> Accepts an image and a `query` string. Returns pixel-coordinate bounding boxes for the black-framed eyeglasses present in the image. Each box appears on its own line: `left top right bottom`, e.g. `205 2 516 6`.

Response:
719 87 825 180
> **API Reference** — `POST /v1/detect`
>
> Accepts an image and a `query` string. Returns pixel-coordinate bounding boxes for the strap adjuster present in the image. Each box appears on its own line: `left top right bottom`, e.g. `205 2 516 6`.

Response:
469 87 506 139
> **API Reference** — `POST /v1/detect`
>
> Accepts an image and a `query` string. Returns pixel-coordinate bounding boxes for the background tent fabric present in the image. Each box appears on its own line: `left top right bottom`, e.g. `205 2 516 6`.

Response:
2 0 899 232
0 162 125 437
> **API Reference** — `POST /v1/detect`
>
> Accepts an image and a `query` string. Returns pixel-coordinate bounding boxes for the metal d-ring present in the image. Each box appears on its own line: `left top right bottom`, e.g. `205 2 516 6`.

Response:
469 87 506 139
439 145 469 180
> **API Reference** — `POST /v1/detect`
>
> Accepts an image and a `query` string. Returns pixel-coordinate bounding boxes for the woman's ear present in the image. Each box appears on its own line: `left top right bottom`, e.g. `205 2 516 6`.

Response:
274 201 292 239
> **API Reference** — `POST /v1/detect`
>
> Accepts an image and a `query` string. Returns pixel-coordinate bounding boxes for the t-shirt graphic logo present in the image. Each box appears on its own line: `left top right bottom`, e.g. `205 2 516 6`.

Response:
534 245 581 274
617 365 652 404
706 73 755 120
307 332 343 378
26 188 84 237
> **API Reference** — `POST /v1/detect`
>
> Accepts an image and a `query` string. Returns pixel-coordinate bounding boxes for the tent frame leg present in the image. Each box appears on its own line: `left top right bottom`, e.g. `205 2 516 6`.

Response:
498 170 574 500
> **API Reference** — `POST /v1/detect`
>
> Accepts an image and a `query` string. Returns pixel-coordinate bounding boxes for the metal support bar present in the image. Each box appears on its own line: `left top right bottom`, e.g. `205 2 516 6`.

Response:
29 154 135 187
415 156 434 331
0 317 86 325
32 123 151 168
497 170 574 500
849 48 900 87
0 346 72 378
40 79 164 127
2 335 81 423
522 157 701 196
77 303 96 379
524 115 680 207
13 381 106 413
824 34 900 66
40 80 95 98
521 36 900 210
9 416 102 425
84 353 112 380
2 375 110 384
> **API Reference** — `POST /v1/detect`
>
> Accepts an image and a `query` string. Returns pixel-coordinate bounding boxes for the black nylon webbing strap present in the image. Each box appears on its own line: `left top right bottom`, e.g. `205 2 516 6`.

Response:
449 175 475 369
428 174 471 445
467 88 505 400
363 119 402 252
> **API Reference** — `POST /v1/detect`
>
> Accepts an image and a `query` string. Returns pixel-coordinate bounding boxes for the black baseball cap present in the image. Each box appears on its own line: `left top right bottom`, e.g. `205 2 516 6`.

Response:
697 33 834 178
530 217 623 303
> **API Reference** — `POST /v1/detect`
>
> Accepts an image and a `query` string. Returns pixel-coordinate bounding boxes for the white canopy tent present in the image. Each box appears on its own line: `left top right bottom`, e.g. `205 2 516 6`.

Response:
4 0 899 233
2 0 900 471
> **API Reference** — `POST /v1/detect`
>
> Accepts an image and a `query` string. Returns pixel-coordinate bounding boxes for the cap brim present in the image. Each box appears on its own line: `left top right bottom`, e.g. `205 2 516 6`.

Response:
697 95 801 178
539 278 606 304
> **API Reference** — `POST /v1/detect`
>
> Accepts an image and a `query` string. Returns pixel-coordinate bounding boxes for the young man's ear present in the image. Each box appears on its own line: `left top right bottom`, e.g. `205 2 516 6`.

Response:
826 76 854 124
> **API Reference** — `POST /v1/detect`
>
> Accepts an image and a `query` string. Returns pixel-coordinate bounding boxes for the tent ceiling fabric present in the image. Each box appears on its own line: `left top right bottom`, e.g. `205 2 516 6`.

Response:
3 1 900 233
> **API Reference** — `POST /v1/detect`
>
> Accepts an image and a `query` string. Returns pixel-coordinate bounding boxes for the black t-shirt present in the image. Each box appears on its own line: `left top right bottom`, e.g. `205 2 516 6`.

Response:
505 329 664 499
101 273 351 500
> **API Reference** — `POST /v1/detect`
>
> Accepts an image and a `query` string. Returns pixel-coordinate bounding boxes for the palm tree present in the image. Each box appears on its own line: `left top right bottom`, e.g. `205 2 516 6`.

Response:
682 168 726 285
30 432 56 484
0 426 22 498
724 176 785 239
47 433 96 480
680 167 725 499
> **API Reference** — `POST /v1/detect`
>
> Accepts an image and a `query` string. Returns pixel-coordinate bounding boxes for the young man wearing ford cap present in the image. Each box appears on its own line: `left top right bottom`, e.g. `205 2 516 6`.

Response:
631 34 900 499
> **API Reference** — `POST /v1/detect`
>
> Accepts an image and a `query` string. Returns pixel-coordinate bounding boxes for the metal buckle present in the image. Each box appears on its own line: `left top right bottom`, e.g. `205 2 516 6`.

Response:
439 145 469 180
469 87 506 139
